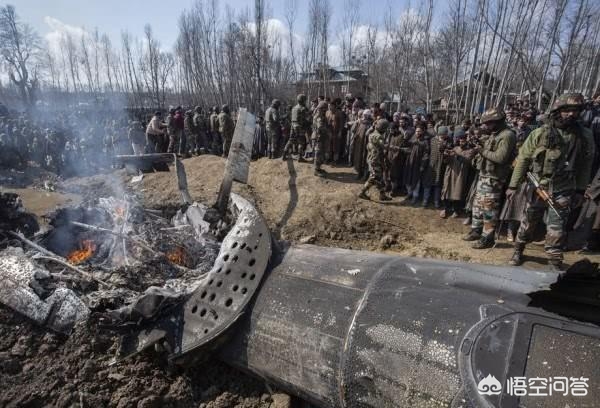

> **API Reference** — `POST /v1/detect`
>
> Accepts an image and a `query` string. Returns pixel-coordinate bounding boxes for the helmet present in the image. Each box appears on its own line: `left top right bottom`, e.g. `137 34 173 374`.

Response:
272 99 281 107
194 106 202 113
480 107 506 123
297 94 307 104
375 119 389 133
221 104 229 113
362 109 372 119
550 93 584 113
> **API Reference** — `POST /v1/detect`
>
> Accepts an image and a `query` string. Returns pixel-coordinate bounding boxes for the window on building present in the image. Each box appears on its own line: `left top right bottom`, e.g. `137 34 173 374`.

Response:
341 85 348 94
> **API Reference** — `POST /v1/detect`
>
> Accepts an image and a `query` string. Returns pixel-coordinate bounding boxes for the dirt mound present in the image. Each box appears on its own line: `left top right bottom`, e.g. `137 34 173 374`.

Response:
119 155 599 269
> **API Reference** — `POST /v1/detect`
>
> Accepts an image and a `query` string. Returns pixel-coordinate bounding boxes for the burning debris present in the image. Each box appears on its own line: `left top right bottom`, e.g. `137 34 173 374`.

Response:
0 189 237 337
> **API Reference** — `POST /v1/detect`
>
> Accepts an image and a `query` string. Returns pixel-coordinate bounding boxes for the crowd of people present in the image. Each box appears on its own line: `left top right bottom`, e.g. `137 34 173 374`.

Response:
269 92 600 270
1 92 599 270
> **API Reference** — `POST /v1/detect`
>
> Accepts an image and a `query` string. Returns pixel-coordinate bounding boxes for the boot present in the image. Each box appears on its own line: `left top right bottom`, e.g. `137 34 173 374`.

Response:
472 235 495 249
508 243 525 266
379 191 392 201
358 189 370 200
462 229 482 241
282 151 287 161
298 156 307 163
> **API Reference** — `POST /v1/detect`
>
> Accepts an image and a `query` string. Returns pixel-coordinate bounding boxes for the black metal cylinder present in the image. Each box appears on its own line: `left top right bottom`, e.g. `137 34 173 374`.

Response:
220 244 600 408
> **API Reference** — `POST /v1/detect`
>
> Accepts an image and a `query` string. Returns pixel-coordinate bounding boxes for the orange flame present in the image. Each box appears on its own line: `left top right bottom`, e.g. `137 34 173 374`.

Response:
166 246 187 266
67 240 96 264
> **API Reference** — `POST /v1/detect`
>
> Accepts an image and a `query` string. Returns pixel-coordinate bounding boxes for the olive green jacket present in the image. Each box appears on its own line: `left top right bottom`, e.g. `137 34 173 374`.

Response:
508 122 595 193
477 125 517 182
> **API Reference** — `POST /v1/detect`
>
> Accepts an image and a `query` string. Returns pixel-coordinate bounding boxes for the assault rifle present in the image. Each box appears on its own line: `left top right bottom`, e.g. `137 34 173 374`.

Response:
526 172 563 220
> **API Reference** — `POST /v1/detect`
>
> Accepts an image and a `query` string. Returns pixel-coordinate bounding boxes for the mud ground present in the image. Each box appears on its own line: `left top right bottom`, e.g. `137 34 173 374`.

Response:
1 155 599 407
124 155 600 270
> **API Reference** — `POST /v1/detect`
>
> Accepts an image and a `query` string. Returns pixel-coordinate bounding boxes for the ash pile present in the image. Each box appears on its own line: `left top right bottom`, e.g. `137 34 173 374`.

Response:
1 195 228 336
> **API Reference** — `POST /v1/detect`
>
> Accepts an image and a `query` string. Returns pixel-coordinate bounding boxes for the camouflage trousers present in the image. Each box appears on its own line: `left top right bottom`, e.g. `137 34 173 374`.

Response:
313 133 329 170
471 176 504 238
283 127 306 157
363 159 385 193
167 130 184 154
516 193 572 261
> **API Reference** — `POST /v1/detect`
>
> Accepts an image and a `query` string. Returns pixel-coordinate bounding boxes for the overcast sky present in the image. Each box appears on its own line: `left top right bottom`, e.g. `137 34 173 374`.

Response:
13 0 445 53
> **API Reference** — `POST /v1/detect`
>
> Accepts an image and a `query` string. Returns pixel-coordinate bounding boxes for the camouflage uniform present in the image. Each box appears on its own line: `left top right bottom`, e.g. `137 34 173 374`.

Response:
218 105 235 157
468 108 517 248
265 99 281 159
312 101 330 176
508 93 595 268
359 119 391 201
283 95 309 161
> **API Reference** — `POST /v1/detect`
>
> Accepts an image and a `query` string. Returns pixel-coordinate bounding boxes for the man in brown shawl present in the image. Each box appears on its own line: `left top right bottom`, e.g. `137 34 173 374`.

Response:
402 124 430 205
351 109 373 180
440 129 475 218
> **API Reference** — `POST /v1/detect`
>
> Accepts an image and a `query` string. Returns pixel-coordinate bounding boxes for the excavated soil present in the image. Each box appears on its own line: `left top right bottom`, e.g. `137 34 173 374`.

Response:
2 155 600 408
0 305 277 408
122 155 599 268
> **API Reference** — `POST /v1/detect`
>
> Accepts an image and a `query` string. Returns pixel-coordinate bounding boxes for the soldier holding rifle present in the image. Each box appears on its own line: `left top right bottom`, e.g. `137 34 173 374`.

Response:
506 93 595 270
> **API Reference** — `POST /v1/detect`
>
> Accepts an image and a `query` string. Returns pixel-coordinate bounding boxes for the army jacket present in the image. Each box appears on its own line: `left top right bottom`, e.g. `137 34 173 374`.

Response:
218 112 234 137
265 107 279 130
509 122 594 193
291 104 308 130
367 130 385 164
477 125 516 182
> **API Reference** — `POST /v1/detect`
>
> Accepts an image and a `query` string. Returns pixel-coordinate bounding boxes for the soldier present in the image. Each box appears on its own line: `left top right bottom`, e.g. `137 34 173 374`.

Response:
283 94 309 162
218 104 235 157
359 119 392 201
507 93 595 270
192 106 208 154
265 99 281 159
464 107 517 249
312 101 330 177
210 106 222 155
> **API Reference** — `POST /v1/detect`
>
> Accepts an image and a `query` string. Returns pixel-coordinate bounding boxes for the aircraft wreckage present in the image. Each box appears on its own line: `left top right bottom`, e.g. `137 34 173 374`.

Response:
1 109 599 408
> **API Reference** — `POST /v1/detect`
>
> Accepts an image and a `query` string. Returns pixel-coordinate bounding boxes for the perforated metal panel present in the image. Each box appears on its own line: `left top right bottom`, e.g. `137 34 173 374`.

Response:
175 193 271 355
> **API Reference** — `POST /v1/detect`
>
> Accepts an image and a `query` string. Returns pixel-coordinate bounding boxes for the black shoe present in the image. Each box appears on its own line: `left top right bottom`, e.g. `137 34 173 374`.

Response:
298 157 307 163
462 229 482 241
358 192 370 200
379 193 392 201
472 236 495 249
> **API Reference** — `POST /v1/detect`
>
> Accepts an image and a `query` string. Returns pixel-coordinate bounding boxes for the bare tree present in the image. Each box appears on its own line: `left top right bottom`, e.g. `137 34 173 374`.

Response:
0 5 41 108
